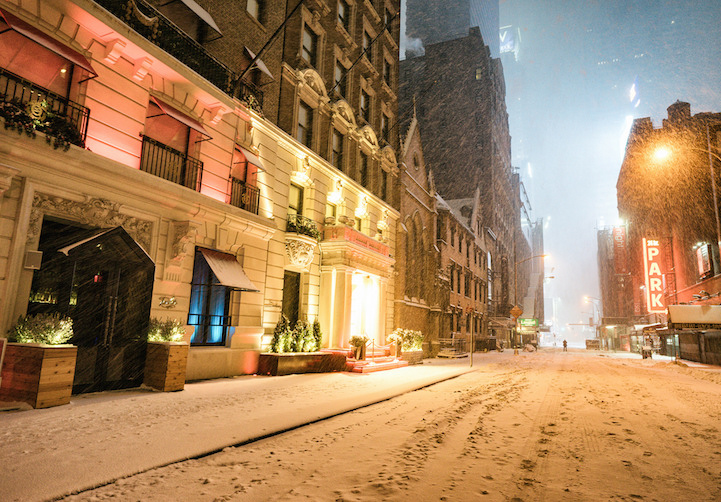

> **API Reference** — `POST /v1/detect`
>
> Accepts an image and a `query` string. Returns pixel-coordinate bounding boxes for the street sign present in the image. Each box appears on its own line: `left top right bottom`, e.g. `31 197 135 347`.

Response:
510 305 523 318
519 318 538 327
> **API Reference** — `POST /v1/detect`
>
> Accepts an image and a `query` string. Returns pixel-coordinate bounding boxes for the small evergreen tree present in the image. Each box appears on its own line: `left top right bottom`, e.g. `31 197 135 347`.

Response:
312 319 322 352
270 315 291 353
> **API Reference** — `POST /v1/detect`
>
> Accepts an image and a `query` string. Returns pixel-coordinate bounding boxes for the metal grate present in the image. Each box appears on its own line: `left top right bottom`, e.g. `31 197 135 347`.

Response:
140 136 203 190
229 177 260 214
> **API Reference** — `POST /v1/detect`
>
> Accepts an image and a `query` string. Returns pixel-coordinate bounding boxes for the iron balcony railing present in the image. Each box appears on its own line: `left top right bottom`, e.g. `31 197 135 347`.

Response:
0 68 90 147
229 177 260 215
286 214 321 240
94 0 263 111
140 136 203 190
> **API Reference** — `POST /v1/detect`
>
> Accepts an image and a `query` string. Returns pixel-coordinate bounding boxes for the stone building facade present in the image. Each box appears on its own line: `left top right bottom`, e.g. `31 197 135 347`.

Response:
0 0 399 391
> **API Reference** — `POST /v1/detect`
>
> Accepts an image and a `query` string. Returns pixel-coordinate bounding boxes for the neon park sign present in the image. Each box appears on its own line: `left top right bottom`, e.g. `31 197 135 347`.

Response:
643 238 665 313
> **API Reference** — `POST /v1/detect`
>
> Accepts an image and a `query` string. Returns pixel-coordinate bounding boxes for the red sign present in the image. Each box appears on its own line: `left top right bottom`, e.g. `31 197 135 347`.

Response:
642 238 665 313
613 226 628 274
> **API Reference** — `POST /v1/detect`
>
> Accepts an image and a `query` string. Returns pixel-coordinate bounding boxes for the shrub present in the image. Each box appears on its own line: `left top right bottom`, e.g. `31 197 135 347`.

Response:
270 315 292 353
9 313 74 345
312 319 322 351
147 318 186 342
349 335 369 348
388 328 423 351
269 317 322 353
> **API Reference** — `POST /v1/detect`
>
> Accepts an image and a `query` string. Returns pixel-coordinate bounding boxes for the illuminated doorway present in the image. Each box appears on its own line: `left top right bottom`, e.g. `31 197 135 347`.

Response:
350 272 380 344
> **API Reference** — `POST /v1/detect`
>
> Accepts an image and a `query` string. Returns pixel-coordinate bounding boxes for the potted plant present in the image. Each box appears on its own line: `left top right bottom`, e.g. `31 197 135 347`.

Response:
0 313 77 408
350 335 369 360
143 318 188 392
388 329 424 364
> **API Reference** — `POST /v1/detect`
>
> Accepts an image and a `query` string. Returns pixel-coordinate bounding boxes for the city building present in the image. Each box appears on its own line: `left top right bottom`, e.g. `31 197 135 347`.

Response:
405 0 499 57
399 27 522 345
617 100 721 354
0 0 400 392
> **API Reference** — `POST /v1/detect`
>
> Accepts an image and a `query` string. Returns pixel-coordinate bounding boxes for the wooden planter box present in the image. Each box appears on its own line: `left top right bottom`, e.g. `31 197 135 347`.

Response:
0 343 77 409
143 342 189 392
400 350 424 365
258 352 347 376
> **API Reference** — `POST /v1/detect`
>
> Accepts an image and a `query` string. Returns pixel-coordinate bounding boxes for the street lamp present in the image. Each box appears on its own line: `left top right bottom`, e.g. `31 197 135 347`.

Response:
513 253 549 354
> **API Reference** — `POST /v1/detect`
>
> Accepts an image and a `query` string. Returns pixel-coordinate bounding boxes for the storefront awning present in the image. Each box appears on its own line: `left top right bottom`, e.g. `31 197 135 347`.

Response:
244 46 274 79
161 0 222 40
200 248 259 291
668 304 721 329
0 7 97 76
151 96 210 137
236 146 264 171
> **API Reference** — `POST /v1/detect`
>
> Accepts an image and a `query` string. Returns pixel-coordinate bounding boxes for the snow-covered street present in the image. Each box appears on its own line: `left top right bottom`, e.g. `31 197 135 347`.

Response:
5 349 721 501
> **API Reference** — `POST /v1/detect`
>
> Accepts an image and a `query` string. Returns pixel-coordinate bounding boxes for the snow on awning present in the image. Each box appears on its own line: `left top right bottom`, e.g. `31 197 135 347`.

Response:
667 304 721 329
236 146 264 171
200 248 259 292
0 7 97 77
244 46 274 80
151 96 210 138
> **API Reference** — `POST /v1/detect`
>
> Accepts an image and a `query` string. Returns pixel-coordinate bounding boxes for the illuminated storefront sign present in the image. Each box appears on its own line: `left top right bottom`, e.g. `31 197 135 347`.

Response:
642 238 665 313
613 226 628 274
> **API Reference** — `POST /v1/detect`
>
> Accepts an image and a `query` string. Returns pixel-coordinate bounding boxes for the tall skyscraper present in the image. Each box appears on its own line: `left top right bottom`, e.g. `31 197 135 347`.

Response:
406 0 500 57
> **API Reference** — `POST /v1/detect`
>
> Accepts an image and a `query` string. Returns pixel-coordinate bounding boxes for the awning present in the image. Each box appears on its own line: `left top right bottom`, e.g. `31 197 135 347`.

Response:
0 7 96 76
236 146 264 171
668 304 721 329
200 248 259 292
58 227 153 266
151 96 211 138
244 46 274 80
160 0 222 40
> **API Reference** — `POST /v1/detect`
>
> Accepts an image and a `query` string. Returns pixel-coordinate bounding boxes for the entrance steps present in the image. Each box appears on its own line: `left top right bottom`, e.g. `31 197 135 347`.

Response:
346 356 408 373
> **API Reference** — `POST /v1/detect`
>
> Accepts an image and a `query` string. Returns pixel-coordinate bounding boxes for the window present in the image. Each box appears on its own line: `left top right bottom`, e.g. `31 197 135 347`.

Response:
363 31 372 61
302 25 318 67
466 314 471 332
360 89 370 122
360 151 369 187
247 0 263 22
326 202 337 219
355 216 363 232
475 67 483 80
188 248 231 345
288 183 304 216
380 169 388 200
338 0 351 31
297 101 313 147
331 129 344 170
145 101 194 154
381 113 390 142
282 271 301 326
334 61 347 97
384 7 394 29
383 58 392 86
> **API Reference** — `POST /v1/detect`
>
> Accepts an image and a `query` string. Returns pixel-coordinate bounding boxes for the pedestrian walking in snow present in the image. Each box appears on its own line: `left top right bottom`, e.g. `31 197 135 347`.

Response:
563 339 567 351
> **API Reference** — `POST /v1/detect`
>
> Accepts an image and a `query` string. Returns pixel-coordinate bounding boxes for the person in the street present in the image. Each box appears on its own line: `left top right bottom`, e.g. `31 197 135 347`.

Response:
562 339 567 351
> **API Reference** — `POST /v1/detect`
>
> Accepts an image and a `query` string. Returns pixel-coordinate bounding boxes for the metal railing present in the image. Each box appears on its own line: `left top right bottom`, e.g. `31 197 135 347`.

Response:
188 313 232 346
0 68 89 146
286 214 321 240
94 0 262 111
438 337 468 355
140 136 203 190
229 177 260 214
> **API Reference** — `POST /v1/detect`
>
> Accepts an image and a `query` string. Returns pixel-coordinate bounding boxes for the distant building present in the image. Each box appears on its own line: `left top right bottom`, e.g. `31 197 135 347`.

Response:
406 0 500 57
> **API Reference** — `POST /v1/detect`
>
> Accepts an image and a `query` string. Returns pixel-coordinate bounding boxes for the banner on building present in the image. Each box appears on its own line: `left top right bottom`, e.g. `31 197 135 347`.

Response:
613 226 628 274
642 238 665 313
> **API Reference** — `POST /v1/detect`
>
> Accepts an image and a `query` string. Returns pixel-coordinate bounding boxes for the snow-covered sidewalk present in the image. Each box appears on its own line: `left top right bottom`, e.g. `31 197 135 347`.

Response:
0 357 476 502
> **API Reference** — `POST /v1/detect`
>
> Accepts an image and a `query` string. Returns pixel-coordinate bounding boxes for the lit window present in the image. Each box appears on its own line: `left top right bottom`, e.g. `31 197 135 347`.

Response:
332 129 344 170
189 248 231 346
475 67 482 80
297 101 313 147
288 183 304 216
326 202 337 219
302 25 318 67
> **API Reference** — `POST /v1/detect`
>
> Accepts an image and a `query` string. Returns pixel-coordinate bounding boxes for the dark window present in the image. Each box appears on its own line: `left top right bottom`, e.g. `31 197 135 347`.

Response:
381 113 390 142
338 0 351 31
360 151 369 187
332 129 344 170
363 31 372 61
189 249 231 345
383 58 392 86
334 61 347 97
282 271 301 326
247 0 263 22
360 89 370 122
384 7 394 29
302 25 318 67
288 183 304 215
381 169 388 199
297 101 313 147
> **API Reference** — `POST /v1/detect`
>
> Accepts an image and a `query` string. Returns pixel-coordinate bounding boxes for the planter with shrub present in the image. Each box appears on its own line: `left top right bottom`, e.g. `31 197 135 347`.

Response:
350 335 369 360
143 318 189 392
388 329 424 364
0 313 77 408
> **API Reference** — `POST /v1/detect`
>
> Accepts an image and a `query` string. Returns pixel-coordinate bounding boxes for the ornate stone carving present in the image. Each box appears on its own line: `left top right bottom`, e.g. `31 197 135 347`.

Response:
29 194 153 251
169 221 197 265
285 234 317 269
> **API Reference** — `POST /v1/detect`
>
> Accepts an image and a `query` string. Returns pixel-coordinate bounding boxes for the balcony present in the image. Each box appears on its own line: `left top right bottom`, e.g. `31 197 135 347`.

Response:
286 214 321 240
0 68 89 148
140 136 203 190
229 177 260 214
95 0 262 111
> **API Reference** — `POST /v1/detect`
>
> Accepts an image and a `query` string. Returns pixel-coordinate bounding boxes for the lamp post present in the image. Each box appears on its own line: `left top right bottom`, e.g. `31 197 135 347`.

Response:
513 254 549 355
